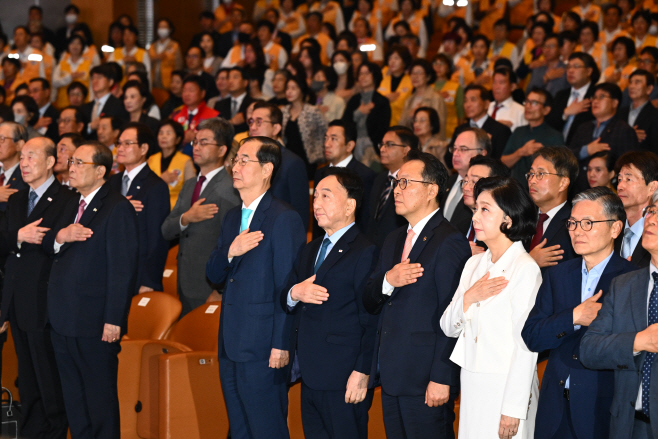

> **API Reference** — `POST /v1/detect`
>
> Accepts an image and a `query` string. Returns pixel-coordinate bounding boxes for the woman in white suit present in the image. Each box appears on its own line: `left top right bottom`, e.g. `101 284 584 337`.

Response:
441 176 542 439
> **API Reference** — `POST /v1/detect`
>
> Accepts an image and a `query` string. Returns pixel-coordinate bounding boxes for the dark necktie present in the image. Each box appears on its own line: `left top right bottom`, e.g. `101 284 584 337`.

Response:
187 111 195 130
27 190 38 216
642 271 658 416
529 213 549 250
313 238 331 274
375 176 394 221
190 175 206 206
0 174 5 186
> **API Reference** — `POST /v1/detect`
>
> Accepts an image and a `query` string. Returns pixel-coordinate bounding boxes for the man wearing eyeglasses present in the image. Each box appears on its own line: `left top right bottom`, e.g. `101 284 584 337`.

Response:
214 67 255 134
45 141 138 439
523 187 636 439
621 47 658 108
618 69 658 153
526 146 579 271
162 118 240 316
0 122 28 212
206 136 306 439
580 194 658 439
568 82 639 192
613 151 658 269
501 88 564 188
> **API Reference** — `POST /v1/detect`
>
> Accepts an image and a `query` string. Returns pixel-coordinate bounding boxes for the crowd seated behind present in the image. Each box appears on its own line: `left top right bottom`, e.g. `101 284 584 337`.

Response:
6 1 658 438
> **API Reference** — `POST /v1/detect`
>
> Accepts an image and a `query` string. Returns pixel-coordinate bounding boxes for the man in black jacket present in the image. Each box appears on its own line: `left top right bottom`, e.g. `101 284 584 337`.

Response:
214 67 255 134
29 78 59 143
81 65 129 140
617 69 658 153
0 122 28 212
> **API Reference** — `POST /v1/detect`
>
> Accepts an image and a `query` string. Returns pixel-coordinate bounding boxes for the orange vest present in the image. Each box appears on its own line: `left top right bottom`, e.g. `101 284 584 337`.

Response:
435 79 460 139
111 47 148 86
389 12 423 39
488 41 515 61
214 4 244 33
55 54 93 108
0 72 25 105
147 151 192 209
297 33 333 64
576 43 606 70
603 63 636 90
635 35 658 52
377 71 413 126
478 0 507 41
572 4 602 24
148 40 181 89
264 42 286 71
9 48 46 83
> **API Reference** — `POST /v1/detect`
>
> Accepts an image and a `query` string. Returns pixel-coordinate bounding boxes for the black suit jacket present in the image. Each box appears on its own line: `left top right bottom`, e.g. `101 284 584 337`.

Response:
525 202 576 273
283 226 379 390
45 182 139 337
81 95 129 140
42 104 60 143
448 116 512 160
439 174 473 236
312 159 376 238
366 171 406 248
614 229 651 268
109 165 170 291
363 210 471 395
342 92 391 150
546 84 596 145
213 95 255 134
0 179 77 331
618 103 658 153
0 167 28 212
568 117 639 192
272 146 311 229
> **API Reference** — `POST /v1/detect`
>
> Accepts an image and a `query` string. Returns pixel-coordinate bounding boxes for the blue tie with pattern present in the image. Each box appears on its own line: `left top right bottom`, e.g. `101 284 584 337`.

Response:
314 238 331 274
642 272 658 416
240 208 253 233
27 190 37 216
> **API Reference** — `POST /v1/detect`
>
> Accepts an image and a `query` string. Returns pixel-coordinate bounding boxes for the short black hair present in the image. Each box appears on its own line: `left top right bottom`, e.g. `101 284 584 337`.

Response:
158 119 185 149
59 132 85 148
29 6 43 15
240 136 283 181
90 64 117 84
580 20 599 37
474 177 537 242
257 19 275 34
65 5 80 14
568 52 600 83
196 117 234 161
83 140 114 180
558 30 578 45
629 69 655 87
29 77 51 91
320 65 338 92
563 11 582 28
493 66 517 84
587 150 613 172
408 59 436 85
328 119 357 144
67 81 88 100
612 36 636 59
615 151 658 184
527 87 553 108
322 167 364 209
468 155 510 178
2 56 21 71
593 82 622 103
100 115 124 132
253 101 282 126
61 105 87 125
386 125 419 150
533 146 579 188
12 95 39 126
404 149 449 203
641 46 658 63
414 107 440 135
182 75 206 93
119 122 158 157
464 84 491 101
471 34 491 53
632 9 652 25
124 24 139 37
493 18 510 30
358 61 383 88
386 44 413 69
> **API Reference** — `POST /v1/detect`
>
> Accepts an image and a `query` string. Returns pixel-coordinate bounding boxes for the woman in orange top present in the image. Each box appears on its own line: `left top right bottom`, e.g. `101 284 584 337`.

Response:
576 20 608 71
108 25 151 80
572 0 602 27
0 58 24 105
377 45 413 126
632 10 658 51
476 0 507 41
53 35 95 109
279 0 306 40
385 0 428 58
149 19 183 90
349 0 384 45
433 53 463 140
603 36 636 90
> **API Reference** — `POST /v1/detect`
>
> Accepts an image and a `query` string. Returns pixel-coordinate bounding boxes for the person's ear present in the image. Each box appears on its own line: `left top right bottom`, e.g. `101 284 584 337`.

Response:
611 219 624 240
46 155 56 170
558 176 570 194
542 105 551 116
272 124 282 137
428 182 439 201
346 198 356 217
262 162 274 179
140 143 149 157
345 140 356 154
218 144 227 160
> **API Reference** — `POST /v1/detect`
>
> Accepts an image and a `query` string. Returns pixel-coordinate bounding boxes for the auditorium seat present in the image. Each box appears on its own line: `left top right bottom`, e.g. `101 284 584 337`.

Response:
126 292 182 340
288 382 304 438
151 88 170 108
368 387 386 438
135 301 223 438
162 245 178 297
537 359 548 390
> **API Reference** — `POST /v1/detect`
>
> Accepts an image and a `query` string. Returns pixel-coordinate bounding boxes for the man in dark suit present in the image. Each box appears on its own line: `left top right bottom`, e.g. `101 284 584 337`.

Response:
110 123 170 293
569 83 639 192
46 141 138 439
448 85 511 160
190 11 222 52
249 101 310 228
0 122 29 211
29 78 59 143
0 137 73 438
207 136 306 439
284 167 379 438
363 150 471 439
526 146 578 273
614 151 658 268
184 46 220 100
441 127 491 237
366 126 418 248
618 69 658 153
522 187 636 439
546 52 598 145
162 118 240 316
313 120 375 238
214 67 255 134
580 198 658 439
81 65 129 140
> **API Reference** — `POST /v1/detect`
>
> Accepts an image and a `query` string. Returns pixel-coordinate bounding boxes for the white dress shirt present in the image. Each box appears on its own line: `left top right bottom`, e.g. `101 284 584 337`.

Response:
487 96 527 132
179 166 224 230
470 114 488 128
623 217 645 259
330 154 353 168
37 103 51 135
121 162 148 194
564 82 591 120
382 207 440 295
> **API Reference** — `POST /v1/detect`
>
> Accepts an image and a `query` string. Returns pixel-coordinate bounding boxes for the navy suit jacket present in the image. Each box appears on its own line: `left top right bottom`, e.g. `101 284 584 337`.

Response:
207 190 306 362
522 254 637 439
525 202 576 273
109 164 170 291
0 167 27 212
46 182 139 337
366 171 406 249
312 159 376 239
283 225 379 390
363 210 471 395
42 103 60 143
580 267 658 439
81 95 129 140
272 146 310 229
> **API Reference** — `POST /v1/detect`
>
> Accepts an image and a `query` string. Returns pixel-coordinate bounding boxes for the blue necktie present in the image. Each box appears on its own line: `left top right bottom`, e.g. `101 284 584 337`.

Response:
27 190 37 216
313 238 331 274
240 208 253 233
563 90 580 139
642 272 658 416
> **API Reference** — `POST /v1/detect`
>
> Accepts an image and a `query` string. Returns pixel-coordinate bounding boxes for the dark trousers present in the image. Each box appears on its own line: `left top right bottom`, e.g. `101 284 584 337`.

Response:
50 330 120 439
550 395 577 439
300 381 373 439
633 418 655 439
381 389 455 439
11 314 67 439
219 346 290 439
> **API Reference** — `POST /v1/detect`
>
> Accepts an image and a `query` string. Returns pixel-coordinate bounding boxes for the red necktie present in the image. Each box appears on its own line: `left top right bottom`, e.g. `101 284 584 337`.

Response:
529 213 549 250
75 200 87 224
0 174 5 186
467 223 475 242
190 175 206 206
491 103 502 119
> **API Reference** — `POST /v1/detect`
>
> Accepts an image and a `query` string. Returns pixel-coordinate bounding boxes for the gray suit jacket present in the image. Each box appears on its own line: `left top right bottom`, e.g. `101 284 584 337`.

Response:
161 168 240 302
580 267 658 439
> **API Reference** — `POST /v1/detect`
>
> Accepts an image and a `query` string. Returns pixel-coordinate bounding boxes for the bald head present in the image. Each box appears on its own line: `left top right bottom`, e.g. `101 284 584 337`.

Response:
20 136 56 188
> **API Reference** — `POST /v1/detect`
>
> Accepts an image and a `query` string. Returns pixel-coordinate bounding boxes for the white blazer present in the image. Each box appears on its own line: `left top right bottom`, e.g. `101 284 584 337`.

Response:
440 241 542 419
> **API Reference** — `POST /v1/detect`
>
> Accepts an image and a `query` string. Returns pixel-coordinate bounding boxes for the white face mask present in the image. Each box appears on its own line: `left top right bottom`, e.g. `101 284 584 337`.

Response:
157 28 170 39
650 24 658 35
333 61 348 75
13 113 25 125
65 14 78 25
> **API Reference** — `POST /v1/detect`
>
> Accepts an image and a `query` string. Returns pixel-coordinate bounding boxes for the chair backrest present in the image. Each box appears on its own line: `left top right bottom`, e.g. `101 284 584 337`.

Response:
167 302 221 351
126 292 182 340
151 87 169 108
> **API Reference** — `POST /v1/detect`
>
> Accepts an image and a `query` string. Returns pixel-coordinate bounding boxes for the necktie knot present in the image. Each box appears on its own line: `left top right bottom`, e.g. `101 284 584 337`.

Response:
314 238 332 274
121 174 130 196
190 175 206 206
622 227 635 259
27 190 38 216
75 199 87 224
240 208 253 233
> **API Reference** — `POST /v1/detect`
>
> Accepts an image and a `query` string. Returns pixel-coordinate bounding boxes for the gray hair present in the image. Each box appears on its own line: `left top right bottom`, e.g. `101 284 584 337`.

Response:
572 186 626 223
197 117 235 149
0 122 27 143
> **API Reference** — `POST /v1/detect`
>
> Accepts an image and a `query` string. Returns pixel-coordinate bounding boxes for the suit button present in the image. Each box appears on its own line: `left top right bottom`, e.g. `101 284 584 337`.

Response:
572 355 578 360
376 330 380 335
557 332 566 339
16 253 20 258
229 279 234 282
559 380 565 386
295 328 298 332
302 306 306 311
388 302 392 306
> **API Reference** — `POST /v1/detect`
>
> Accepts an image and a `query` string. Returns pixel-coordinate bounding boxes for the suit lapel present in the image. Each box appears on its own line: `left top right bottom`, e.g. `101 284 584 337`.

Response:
232 191 273 271
543 203 569 244
314 226 358 284
631 268 651 331
407 212 443 263
564 258 585 308
127 165 150 198
592 254 626 300
27 180 61 222
200 168 225 198
78 183 109 227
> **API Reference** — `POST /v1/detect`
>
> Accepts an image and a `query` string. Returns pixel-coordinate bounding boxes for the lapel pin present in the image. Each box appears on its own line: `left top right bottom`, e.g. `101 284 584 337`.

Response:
47 197 52 202
136 186 140 190
93 208 97 212
423 236 427 241
338 249 343 253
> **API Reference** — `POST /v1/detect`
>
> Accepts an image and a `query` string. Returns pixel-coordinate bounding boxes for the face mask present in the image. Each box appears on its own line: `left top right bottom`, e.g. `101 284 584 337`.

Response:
333 61 348 75
310 80 325 93
650 24 658 35
13 113 25 125
65 14 78 25
157 28 170 39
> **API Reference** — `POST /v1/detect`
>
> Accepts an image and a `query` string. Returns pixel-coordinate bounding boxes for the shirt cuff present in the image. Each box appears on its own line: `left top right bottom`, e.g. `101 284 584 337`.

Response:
179 215 188 231
574 324 581 330
287 288 299 308
53 240 63 253
579 145 589 159
382 272 394 296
